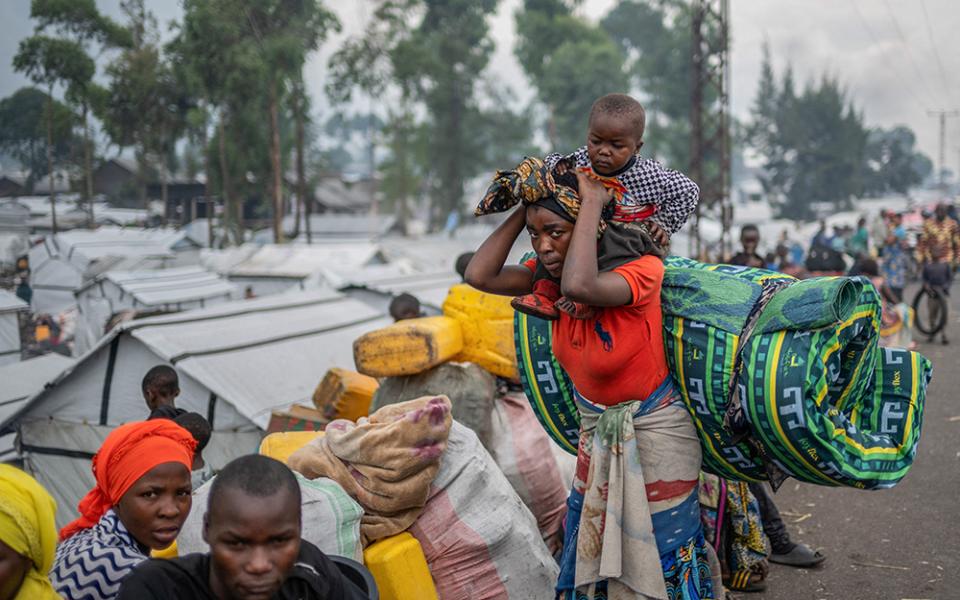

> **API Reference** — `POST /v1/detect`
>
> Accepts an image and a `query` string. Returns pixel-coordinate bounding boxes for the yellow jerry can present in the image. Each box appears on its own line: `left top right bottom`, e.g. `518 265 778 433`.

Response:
313 368 379 422
353 316 463 377
442 283 519 381
258 431 324 464
363 532 438 600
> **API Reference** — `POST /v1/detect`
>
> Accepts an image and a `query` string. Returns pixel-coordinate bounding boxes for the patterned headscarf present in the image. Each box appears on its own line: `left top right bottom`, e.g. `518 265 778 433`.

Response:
0 464 60 600
59 420 196 541
474 156 637 235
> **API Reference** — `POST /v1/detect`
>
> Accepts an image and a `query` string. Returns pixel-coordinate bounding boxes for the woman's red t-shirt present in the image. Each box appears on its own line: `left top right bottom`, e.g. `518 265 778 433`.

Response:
526 255 669 406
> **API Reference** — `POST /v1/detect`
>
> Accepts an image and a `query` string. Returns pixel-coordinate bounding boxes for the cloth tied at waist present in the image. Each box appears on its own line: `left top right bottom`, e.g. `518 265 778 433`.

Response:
569 379 702 600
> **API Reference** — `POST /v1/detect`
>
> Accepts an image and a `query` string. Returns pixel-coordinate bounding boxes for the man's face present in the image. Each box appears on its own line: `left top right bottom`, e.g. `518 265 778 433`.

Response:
935 204 947 221
205 487 301 600
741 230 760 254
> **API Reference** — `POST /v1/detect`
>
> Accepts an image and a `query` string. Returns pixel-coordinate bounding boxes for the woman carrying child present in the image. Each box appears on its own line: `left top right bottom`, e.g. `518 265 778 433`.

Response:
467 95 720 599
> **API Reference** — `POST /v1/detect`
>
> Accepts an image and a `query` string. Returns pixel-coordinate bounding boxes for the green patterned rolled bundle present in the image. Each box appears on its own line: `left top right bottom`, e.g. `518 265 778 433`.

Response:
515 257 932 489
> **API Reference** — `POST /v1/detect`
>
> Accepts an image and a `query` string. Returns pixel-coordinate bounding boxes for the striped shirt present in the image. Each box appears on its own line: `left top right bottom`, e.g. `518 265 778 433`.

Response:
50 510 148 600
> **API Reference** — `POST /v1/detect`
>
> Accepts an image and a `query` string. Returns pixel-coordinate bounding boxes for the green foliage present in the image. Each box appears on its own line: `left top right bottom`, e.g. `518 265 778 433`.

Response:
748 48 869 220
517 0 627 150
330 0 532 227
14 36 94 91
863 126 932 196
0 87 75 188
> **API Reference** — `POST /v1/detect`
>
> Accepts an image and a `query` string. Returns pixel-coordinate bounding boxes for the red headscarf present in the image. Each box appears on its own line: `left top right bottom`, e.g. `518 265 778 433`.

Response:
60 420 196 541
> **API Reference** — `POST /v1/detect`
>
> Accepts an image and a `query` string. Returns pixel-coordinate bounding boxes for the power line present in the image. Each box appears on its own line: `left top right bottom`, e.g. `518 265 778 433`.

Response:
848 0 932 110
918 0 957 107
879 0 942 108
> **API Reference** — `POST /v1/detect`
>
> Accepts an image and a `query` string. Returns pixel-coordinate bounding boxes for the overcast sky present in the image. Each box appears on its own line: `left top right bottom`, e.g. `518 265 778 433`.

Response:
1 0 957 170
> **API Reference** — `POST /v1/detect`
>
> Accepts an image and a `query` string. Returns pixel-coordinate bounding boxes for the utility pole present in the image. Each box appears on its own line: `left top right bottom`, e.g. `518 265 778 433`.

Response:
927 109 958 188
690 0 732 260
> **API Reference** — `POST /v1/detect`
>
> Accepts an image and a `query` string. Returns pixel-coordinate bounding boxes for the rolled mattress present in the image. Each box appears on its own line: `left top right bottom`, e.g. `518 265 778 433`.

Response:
515 257 931 489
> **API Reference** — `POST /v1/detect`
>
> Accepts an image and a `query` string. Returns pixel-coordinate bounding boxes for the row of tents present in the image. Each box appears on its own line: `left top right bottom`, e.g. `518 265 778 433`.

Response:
2 221 528 526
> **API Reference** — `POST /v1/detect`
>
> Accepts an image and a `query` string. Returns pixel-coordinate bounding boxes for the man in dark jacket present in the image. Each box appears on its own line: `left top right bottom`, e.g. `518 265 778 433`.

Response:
119 455 368 600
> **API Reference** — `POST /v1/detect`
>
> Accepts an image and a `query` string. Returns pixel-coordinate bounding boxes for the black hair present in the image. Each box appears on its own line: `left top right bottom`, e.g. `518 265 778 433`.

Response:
455 252 475 280
173 412 212 452
857 258 879 277
389 293 421 321
209 455 301 515
588 93 646 140
142 365 179 396
740 224 760 237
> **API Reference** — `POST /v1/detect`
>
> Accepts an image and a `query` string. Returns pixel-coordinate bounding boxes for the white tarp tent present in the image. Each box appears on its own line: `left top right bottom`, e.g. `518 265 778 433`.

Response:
74 266 238 355
0 353 74 461
0 290 27 365
29 227 201 314
201 241 387 298
1 288 391 526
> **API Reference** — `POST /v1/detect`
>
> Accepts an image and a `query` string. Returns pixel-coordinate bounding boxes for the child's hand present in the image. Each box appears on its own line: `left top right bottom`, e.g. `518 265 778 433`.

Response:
554 157 574 176
575 170 613 206
645 221 669 246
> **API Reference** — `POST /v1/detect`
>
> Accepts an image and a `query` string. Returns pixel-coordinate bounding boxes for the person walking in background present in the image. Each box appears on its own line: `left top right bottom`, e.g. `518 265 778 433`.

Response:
729 225 765 268
142 365 186 419
880 228 909 303
917 203 960 269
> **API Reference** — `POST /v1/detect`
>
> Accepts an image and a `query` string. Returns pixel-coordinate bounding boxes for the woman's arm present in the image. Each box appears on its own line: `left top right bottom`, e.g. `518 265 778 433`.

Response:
560 173 634 306
464 207 534 296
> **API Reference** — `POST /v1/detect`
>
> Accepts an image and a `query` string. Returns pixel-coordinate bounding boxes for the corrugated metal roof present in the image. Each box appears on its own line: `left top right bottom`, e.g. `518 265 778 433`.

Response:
0 354 74 417
4 289 391 432
96 267 237 307
205 242 385 279
0 290 27 313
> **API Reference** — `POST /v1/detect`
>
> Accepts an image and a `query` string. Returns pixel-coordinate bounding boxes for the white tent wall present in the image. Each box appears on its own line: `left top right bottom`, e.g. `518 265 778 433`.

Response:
74 268 237 355
0 311 20 365
18 421 262 530
226 275 305 299
22 333 250 429
0 291 27 365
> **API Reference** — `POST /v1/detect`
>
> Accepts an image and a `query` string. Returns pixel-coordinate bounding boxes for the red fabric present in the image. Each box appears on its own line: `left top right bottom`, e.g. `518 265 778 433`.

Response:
59 420 196 541
409 490 509 600
548 255 669 406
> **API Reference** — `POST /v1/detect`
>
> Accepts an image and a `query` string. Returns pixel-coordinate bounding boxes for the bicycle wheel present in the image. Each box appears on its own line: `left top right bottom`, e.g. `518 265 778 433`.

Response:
912 286 948 336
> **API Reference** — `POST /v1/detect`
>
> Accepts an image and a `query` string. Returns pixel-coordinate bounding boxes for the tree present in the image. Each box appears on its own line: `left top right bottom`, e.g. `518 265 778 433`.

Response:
102 1 185 210
863 126 932 196
602 0 698 167
30 0 129 225
233 0 339 243
517 0 628 150
747 54 868 220
0 87 75 191
332 0 530 230
13 35 93 233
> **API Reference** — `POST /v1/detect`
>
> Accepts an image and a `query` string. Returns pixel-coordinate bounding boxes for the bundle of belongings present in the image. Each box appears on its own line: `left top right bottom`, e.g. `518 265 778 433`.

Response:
287 395 560 599
516 256 931 490
288 395 453 546
371 363 569 550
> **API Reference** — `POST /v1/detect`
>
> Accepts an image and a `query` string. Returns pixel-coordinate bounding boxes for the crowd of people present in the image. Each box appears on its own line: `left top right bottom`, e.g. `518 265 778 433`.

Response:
3 89 951 600
727 200 959 348
0 364 371 600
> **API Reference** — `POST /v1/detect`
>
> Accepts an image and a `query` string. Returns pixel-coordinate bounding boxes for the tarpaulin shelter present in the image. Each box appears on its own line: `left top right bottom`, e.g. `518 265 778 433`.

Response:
0 289 391 528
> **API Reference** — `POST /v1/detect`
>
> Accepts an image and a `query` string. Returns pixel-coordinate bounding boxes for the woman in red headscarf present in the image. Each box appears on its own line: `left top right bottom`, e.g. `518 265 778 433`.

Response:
49 420 196 600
